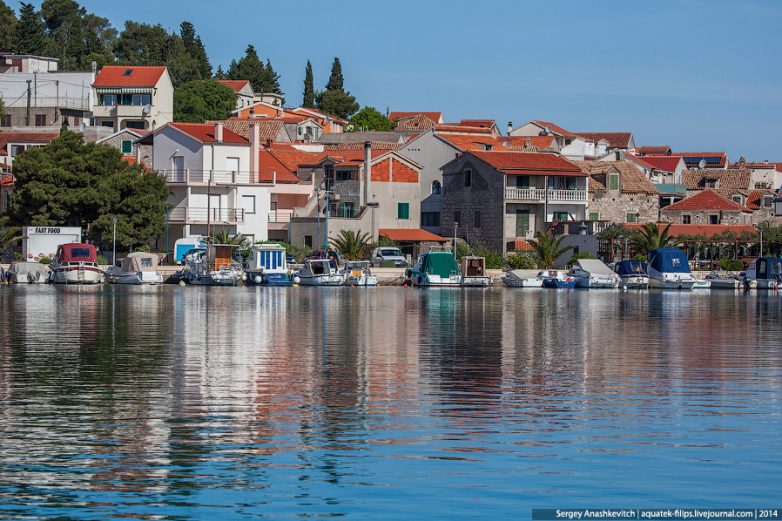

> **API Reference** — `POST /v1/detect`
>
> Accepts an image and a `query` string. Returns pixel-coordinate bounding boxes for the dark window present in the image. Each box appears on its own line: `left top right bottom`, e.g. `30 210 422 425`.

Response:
464 168 472 187
123 68 133 76
125 121 145 129
101 121 114 127
454 211 461 225
515 175 529 189
336 170 351 181
474 210 481 228
121 140 133 154
0 115 10 127
304 235 313 248
709 214 719 224
35 114 47 126
100 94 117 106
682 214 691 224
626 213 638 223
421 212 441 226
431 180 441 194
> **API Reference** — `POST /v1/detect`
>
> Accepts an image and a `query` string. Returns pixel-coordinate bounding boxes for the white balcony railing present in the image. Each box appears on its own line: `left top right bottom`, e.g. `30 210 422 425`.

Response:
168 207 245 223
268 210 293 223
163 170 255 185
505 187 587 202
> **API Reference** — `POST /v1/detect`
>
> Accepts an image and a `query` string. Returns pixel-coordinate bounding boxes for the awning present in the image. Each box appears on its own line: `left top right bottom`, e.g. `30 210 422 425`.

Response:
94 88 154 94
379 228 447 242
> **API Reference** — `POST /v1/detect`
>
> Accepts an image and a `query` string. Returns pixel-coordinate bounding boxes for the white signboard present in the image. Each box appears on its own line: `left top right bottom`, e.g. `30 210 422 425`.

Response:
22 226 82 260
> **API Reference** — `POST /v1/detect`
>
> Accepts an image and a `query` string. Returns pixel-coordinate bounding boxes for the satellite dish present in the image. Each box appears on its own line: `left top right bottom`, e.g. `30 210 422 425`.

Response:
142 104 152 116
544 125 552 135
698 159 707 169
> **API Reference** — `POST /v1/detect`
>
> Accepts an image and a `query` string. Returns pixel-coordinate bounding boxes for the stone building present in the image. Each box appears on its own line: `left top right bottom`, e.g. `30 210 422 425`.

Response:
95 128 152 166
659 190 752 225
573 161 659 224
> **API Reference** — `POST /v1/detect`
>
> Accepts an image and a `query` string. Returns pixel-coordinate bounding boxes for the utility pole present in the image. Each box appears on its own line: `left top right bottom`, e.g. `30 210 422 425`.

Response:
324 190 330 251
25 80 32 126
55 80 60 123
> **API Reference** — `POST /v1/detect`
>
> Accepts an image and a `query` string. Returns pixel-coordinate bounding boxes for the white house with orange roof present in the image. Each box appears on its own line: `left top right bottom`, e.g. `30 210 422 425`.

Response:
510 120 608 160
217 80 255 110
92 65 173 131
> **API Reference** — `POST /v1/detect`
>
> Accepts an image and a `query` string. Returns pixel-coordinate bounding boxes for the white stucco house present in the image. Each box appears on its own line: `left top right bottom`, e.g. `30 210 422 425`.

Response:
92 66 173 131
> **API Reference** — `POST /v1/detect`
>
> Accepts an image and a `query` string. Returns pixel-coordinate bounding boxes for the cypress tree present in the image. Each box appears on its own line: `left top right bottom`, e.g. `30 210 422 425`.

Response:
263 59 282 95
303 60 315 108
325 57 344 91
180 21 211 79
14 3 47 55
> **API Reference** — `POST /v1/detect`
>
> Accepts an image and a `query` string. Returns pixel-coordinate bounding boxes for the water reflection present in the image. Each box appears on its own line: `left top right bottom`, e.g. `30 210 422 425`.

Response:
0 286 780 519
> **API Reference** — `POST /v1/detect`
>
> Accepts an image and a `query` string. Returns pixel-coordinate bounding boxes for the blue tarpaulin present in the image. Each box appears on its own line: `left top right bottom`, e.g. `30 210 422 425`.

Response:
648 248 690 274
615 260 648 276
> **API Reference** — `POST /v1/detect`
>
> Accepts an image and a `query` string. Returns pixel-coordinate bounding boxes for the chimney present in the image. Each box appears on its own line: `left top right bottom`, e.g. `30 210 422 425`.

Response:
214 122 224 143
91 61 97 75
249 122 260 183
249 107 255 119
363 141 372 208
507 121 513 135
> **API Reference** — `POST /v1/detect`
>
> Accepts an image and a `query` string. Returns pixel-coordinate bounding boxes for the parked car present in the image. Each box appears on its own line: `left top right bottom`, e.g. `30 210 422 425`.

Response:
371 247 407 267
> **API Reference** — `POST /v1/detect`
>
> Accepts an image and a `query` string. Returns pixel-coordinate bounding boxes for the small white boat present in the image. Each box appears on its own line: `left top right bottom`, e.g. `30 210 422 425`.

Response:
49 243 104 284
501 269 544 288
182 244 244 286
705 271 740 290
406 250 462 287
741 258 781 290
570 259 619 288
342 261 378 287
245 243 295 286
461 256 491 287
613 260 649 289
298 258 344 286
647 248 696 290
7 261 48 284
692 278 712 290
106 252 164 285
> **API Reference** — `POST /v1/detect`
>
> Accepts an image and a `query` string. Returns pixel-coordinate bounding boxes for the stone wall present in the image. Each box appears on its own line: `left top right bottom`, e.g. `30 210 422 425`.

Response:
659 209 748 225
589 191 659 223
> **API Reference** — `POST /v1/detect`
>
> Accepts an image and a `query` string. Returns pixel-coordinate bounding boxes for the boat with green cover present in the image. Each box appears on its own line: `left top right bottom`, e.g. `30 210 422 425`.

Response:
406 250 463 287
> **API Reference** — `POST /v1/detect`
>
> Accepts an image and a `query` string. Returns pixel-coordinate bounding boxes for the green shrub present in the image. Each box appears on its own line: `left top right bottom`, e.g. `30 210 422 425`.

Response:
506 252 539 270
13 252 22 261
719 258 744 272
632 253 647 261
484 252 504 269
39 256 52 265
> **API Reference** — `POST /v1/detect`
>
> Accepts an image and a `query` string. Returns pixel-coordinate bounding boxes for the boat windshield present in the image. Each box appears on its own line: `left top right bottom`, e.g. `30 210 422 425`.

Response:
381 249 403 257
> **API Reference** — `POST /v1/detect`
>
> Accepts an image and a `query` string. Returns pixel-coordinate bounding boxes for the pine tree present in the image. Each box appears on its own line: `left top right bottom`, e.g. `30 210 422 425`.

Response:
227 44 265 93
326 57 344 91
14 3 47 55
263 59 282 96
180 21 211 79
0 0 17 50
303 60 315 108
214 65 226 79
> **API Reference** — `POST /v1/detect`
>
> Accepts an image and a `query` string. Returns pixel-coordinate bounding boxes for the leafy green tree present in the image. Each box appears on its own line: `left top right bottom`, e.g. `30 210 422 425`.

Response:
0 0 16 50
317 57 359 119
40 0 87 70
531 231 575 268
351 106 391 131
214 65 226 79
330 230 372 260
115 21 198 86
596 223 631 261
302 60 315 108
325 57 344 91
14 3 47 55
8 131 168 248
0 215 22 252
174 79 236 123
227 44 265 92
80 13 116 68
262 59 283 97
180 21 211 79
630 222 673 256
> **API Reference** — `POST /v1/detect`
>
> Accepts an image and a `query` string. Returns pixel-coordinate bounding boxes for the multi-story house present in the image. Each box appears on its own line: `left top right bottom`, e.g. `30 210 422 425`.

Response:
92 66 173 131
660 190 752 225
441 151 588 253
670 151 729 169
217 80 255 110
510 120 610 160
574 161 659 224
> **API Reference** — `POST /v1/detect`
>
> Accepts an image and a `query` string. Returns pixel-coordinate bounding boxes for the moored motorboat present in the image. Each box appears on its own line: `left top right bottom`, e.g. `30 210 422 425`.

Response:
539 270 576 288
8 261 48 284
647 248 695 290
298 257 344 286
705 271 740 290
106 252 164 285
501 269 544 288
406 250 462 287
341 261 378 287
740 257 781 290
613 259 649 289
245 243 295 286
49 243 104 284
182 244 244 286
570 259 619 288
461 256 491 287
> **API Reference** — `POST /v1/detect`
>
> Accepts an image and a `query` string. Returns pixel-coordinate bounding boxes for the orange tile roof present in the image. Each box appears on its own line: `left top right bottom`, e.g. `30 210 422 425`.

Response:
0 131 60 148
458 119 496 128
210 118 286 142
573 161 658 194
633 155 682 172
531 119 579 138
435 124 494 134
257 149 304 183
663 190 752 212
624 223 757 239
470 151 586 176
370 158 418 183
513 239 534 251
265 146 328 170
93 66 166 87
217 79 251 93
379 228 447 242
575 132 633 148
389 111 442 123
636 146 671 155
395 113 438 131
324 141 400 151
680 169 751 191
0 174 13 184
169 122 248 145
437 134 555 152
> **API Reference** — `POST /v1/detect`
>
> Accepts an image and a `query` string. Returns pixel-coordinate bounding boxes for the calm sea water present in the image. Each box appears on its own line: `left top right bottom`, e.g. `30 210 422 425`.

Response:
0 286 780 520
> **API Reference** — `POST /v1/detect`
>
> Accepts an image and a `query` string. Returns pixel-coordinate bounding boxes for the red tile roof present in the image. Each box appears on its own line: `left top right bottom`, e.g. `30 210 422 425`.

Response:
636 146 671 155
389 112 442 123
371 158 418 183
0 174 13 184
379 228 447 242
210 118 286 142
458 119 496 128
624 223 757 239
729 161 775 169
574 132 633 148
265 146 328 170
395 113 438 131
435 124 494 134
217 79 251 93
437 134 556 152
513 239 534 251
633 155 682 172
662 190 752 212
169 122 248 144
257 149 305 183
93 66 166 88
531 120 579 138
670 152 728 168
469 151 586 176
0 131 60 147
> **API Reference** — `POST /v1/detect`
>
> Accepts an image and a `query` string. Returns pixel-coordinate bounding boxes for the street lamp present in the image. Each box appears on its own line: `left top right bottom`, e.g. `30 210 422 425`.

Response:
453 221 459 254
112 217 118 266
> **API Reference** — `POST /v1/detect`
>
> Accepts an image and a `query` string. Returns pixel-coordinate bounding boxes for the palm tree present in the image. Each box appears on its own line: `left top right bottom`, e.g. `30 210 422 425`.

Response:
330 230 372 260
630 222 673 256
531 231 574 268
596 224 630 261
0 216 22 253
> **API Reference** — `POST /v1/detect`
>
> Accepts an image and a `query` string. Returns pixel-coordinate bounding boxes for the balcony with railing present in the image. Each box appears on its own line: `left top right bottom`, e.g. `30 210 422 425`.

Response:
168 207 245 224
163 169 259 185
504 187 587 203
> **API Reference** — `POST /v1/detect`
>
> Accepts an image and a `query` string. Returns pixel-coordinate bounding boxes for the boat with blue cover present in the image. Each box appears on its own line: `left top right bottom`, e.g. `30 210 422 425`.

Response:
647 248 696 290
614 259 649 289
741 257 782 290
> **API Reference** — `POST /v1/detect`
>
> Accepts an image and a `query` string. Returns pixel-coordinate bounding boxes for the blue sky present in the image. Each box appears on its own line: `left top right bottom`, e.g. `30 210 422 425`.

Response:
28 0 782 159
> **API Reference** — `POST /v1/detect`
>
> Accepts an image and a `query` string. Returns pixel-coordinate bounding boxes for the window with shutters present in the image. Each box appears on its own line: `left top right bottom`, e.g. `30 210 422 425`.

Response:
609 174 619 191
397 202 409 220
588 212 600 221
121 140 132 155
626 213 638 223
